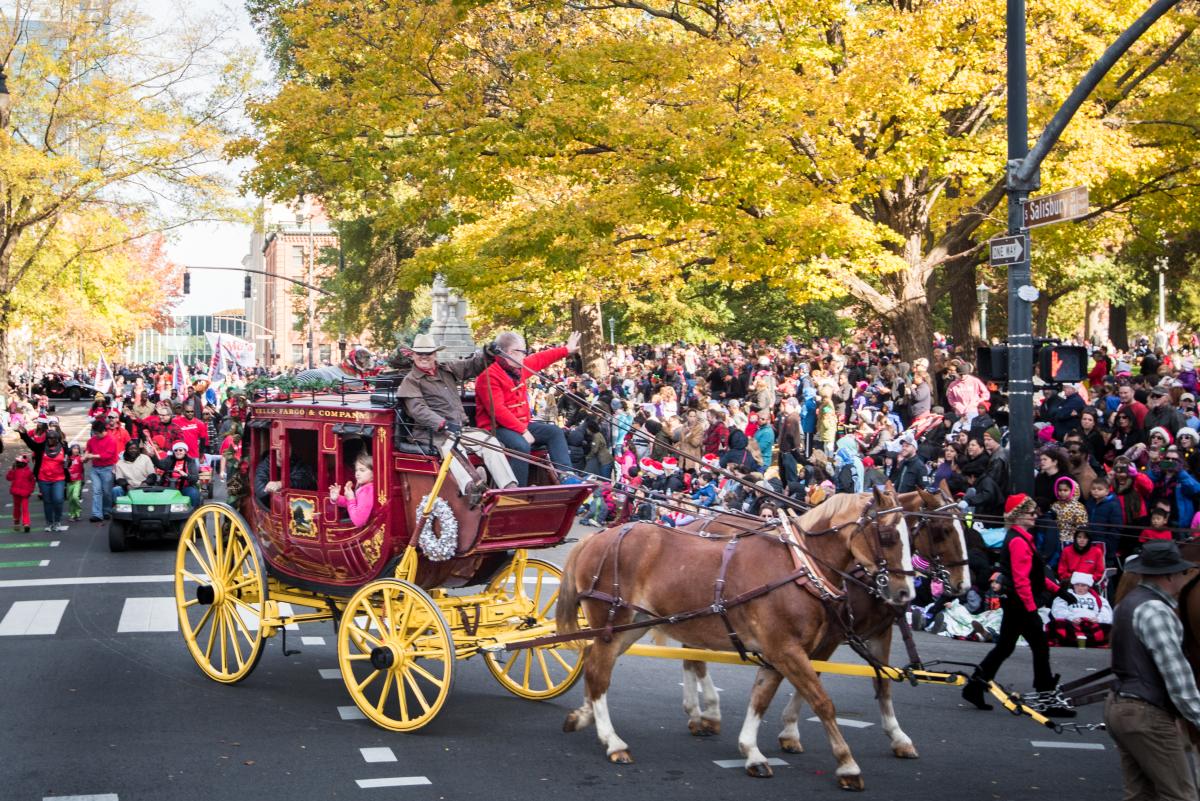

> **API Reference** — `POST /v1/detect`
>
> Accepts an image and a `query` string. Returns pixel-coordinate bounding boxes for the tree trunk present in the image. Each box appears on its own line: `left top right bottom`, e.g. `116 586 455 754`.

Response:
1034 295 1052 337
946 260 980 349
888 297 934 365
0 312 10 392
570 299 607 379
1110 304 1128 350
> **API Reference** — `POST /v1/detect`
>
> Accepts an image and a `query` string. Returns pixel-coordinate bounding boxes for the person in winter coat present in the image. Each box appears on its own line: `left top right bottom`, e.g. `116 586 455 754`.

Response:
753 409 775 469
6 454 35 533
833 434 864 494
815 383 838 454
33 429 71 532
888 432 927 493
1057 528 1106 585
113 440 157 497
1145 446 1200 530
1084 476 1124 567
147 441 202 507
1046 571 1113 647
677 409 705 468
1050 476 1089 545
584 418 614 480
720 429 761 474
65 444 85 521
963 494 1074 716
702 408 730 457
1049 383 1086 440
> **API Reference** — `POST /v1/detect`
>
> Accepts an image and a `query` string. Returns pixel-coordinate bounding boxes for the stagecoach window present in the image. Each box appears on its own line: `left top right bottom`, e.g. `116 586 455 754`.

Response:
285 429 319 489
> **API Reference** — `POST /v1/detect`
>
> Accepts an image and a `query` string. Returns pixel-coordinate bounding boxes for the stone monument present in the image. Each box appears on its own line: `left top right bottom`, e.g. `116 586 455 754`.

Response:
427 275 476 358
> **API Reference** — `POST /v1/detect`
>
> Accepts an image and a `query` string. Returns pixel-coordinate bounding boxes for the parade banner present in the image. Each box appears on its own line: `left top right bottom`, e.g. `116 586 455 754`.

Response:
209 335 227 389
172 355 186 394
204 332 256 369
94 354 113 394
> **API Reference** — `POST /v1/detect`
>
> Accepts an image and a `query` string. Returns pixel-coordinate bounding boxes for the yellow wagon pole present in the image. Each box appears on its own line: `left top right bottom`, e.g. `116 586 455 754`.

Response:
394 439 458 582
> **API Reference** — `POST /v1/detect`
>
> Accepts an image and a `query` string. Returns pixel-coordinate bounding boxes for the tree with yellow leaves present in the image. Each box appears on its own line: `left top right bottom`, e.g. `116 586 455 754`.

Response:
0 1 254 385
240 0 1200 362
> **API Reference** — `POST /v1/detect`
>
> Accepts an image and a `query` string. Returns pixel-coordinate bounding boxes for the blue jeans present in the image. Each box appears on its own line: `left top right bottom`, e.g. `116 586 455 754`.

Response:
90 464 114 518
38 480 66 526
180 486 202 508
494 422 573 486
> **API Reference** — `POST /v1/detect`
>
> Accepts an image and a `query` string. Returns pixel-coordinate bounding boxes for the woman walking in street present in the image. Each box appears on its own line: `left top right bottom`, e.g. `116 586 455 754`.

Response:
962 493 1076 716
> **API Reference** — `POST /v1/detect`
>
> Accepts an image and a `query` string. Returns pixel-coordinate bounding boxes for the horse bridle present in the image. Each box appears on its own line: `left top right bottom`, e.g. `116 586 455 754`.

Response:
908 501 970 587
851 497 917 596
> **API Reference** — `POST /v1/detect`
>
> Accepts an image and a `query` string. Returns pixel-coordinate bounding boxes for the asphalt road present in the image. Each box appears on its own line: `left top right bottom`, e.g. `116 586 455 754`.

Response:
1 402 1122 801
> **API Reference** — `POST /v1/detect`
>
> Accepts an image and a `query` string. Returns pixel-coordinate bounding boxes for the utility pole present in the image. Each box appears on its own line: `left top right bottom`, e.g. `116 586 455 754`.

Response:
1004 0 1182 495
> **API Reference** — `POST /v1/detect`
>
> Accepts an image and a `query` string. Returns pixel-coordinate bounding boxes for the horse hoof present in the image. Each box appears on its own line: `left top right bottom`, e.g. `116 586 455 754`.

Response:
838 774 865 792
563 712 583 733
688 720 711 737
608 750 634 764
892 743 919 759
700 718 720 736
745 763 774 779
779 738 804 754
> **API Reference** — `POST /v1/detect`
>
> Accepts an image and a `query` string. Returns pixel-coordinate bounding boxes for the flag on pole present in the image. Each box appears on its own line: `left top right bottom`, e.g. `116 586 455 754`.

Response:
209 335 226 390
172 355 186 395
94 354 113 394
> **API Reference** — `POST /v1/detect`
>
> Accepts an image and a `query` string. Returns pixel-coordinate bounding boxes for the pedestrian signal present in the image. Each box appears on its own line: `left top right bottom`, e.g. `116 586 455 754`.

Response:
976 346 1008 381
183 270 191 295
243 274 252 298
1038 345 1087 383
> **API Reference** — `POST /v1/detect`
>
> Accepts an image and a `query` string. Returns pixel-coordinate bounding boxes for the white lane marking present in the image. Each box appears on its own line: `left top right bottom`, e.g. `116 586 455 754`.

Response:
44 795 120 801
39 560 50 567
117 597 178 633
714 758 788 769
50 541 60 547
359 747 397 763
318 668 341 680
338 706 366 721
355 778 431 788
302 636 325 646
806 716 873 729
1030 740 1105 750
0 574 172 590
0 599 69 636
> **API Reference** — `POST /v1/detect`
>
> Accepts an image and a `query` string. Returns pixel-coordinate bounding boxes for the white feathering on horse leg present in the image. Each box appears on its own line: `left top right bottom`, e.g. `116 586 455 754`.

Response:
738 709 771 775
778 692 804 752
682 663 701 726
592 694 630 757
699 670 722 725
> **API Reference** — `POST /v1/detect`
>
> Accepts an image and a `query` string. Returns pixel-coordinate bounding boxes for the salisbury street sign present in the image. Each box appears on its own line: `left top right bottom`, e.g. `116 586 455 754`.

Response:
1023 186 1089 230
990 233 1027 267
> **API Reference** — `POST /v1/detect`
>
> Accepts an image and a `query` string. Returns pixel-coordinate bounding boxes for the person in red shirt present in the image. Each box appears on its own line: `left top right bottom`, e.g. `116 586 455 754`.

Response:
104 410 131 452
1057 528 1106 586
963 494 1075 717
171 403 207 459
475 331 581 486
35 430 71 531
6 454 36 532
83 419 120 522
1138 504 1174 545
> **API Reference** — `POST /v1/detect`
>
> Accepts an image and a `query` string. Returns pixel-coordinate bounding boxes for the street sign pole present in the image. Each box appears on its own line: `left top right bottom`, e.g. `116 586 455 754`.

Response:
1006 0 1035 495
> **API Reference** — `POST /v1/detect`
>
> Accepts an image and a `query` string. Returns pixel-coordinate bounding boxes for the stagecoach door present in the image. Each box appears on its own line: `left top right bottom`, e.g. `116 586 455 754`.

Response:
273 426 328 576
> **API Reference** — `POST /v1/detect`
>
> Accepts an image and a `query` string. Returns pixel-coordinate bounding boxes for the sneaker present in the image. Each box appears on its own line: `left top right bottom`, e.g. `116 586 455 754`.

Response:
55 524 68 532
44 525 53 532
89 516 102 523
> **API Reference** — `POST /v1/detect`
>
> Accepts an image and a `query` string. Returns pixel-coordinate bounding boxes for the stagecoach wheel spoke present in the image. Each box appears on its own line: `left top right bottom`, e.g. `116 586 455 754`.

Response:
338 579 454 732
484 557 585 700
174 504 267 684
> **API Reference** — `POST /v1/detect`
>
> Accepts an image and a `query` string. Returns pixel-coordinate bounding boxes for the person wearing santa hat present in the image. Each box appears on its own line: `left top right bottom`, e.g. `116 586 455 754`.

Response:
1047 571 1112 648
145 441 203 508
962 493 1076 716
661 457 686 493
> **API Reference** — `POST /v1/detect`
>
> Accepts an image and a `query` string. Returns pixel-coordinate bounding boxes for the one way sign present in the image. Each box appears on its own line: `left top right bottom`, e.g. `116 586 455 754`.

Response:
989 234 1027 267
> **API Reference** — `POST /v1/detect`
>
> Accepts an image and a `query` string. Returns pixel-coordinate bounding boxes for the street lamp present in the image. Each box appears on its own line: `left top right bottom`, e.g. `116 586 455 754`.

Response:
609 316 615 347
1154 249 1168 334
297 213 316 369
976 282 991 341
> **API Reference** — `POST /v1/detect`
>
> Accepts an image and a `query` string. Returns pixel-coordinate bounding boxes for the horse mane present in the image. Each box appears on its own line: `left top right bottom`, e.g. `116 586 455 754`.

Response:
794 492 864 532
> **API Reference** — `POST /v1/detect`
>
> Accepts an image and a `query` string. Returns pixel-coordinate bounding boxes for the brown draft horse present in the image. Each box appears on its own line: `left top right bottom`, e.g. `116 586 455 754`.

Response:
556 487 914 791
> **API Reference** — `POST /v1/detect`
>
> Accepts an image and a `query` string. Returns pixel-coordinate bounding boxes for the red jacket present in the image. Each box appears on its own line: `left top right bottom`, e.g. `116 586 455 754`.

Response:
475 347 568 433
6 465 35 497
1056 542 1105 584
1007 525 1060 612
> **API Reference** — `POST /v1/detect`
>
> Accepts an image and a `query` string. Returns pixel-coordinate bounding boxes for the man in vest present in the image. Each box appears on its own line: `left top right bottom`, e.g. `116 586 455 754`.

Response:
1106 540 1200 801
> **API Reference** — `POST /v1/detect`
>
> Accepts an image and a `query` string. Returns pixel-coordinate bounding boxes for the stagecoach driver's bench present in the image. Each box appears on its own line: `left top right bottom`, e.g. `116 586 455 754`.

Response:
396 333 518 506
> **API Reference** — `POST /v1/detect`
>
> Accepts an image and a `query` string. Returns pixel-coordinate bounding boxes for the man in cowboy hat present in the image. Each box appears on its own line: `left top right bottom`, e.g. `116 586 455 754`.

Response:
1106 540 1200 800
396 334 517 503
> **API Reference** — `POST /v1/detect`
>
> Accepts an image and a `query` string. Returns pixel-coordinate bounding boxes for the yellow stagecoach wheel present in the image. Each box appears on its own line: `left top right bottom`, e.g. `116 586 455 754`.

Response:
337 579 455 732
483 557 585 700
174 503 267 684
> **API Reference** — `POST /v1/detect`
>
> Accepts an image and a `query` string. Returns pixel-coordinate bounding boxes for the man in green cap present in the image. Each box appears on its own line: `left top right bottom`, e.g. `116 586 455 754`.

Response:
1106 540 1200 800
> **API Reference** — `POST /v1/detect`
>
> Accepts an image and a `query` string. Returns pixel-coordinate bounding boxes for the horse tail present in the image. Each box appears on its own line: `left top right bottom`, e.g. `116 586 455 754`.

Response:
556 543 584 637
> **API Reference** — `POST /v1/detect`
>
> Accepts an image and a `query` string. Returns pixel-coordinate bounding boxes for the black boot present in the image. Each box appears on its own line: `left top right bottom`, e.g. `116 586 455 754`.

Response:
961 671 993 711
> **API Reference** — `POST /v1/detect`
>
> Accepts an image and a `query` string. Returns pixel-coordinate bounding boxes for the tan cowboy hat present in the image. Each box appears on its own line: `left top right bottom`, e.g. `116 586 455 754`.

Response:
408 334 444 355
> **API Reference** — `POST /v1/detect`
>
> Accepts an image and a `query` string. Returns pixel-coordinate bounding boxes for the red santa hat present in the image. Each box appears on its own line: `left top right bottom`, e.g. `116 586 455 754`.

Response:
701 453 719 468
639 457 664 476
1003 493 1037 523
662 457 679 472
171 441 189 453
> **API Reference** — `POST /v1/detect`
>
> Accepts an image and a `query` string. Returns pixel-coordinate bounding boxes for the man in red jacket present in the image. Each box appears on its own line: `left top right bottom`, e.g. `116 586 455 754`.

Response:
476 331 581 486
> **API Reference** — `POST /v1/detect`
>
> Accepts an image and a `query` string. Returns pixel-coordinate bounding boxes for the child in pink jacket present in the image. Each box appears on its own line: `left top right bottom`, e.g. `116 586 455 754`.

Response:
329 452 375 526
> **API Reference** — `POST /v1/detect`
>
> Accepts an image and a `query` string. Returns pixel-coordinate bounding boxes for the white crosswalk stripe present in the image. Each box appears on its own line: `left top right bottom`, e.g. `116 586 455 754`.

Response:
117 597 178 633
0 599 70 636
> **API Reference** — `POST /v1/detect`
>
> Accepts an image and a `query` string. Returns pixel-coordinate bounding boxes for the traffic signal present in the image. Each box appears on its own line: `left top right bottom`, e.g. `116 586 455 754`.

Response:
183 270 190 294
1039 345 1088 383
976 346 1008 381
243 274 252 298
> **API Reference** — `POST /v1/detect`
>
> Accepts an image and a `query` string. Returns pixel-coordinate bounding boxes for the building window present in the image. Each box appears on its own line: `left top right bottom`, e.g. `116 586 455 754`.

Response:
292 245 307 270
292 344 303 364
319 345 331 364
